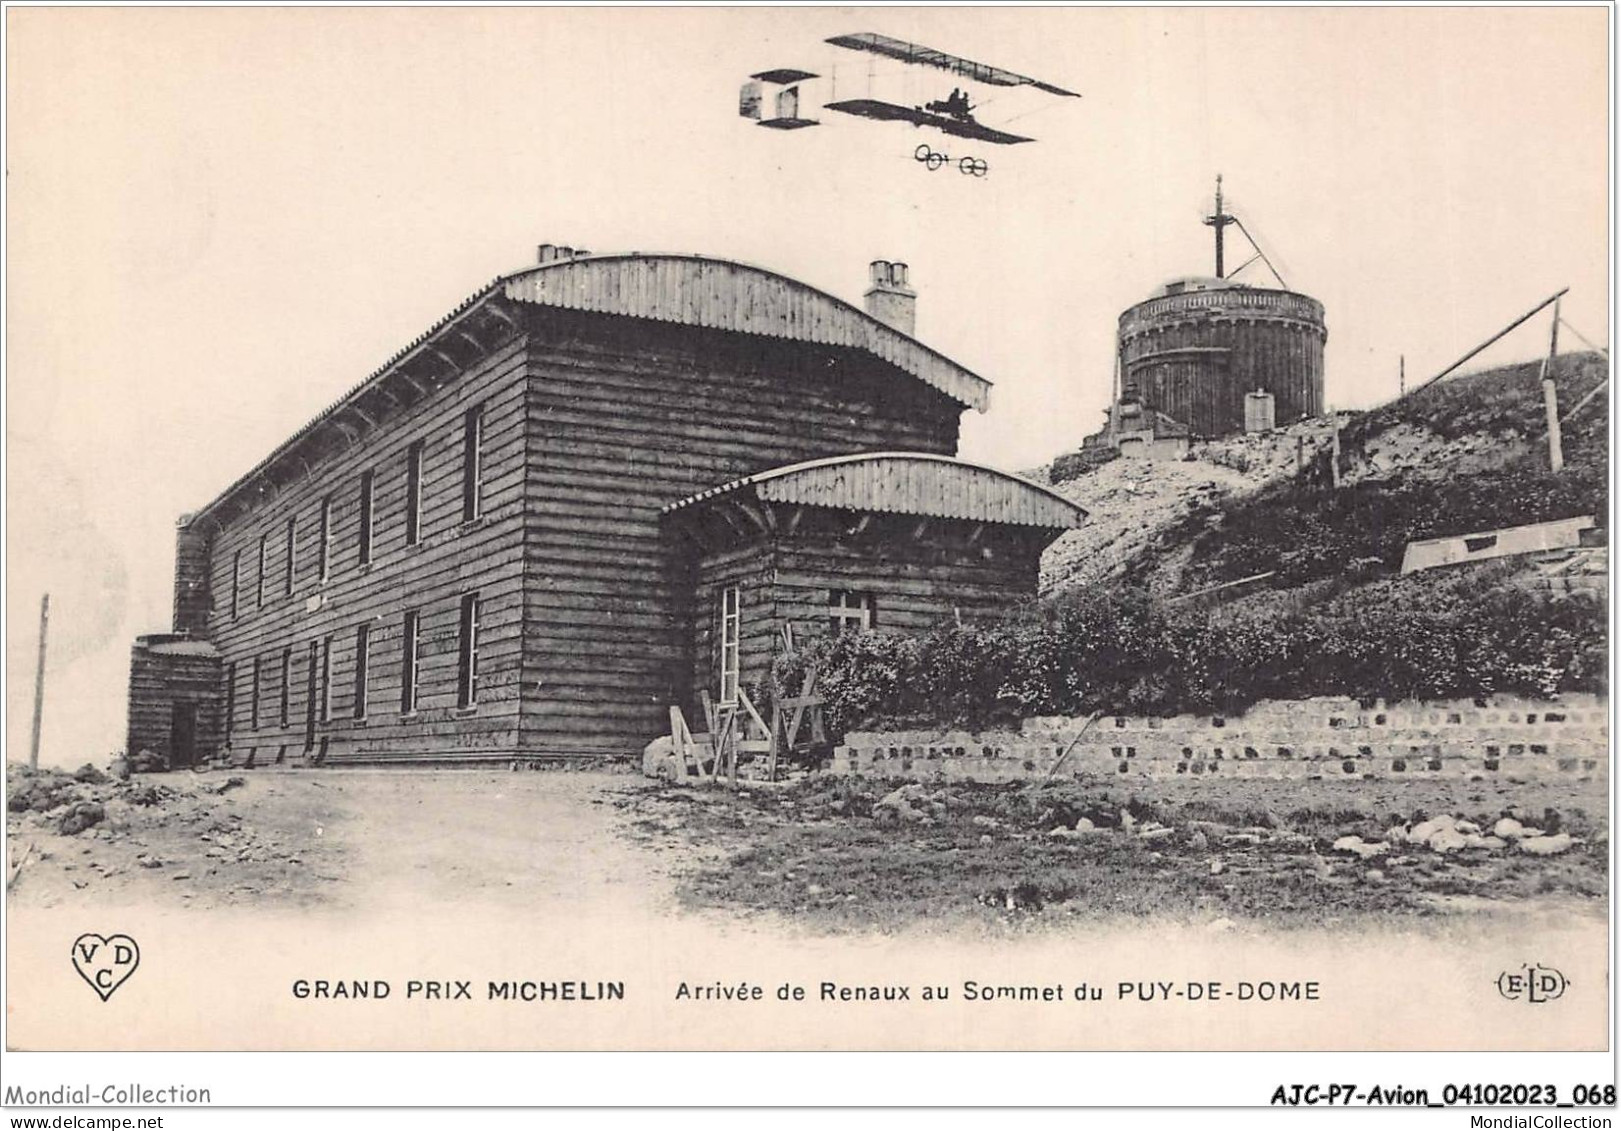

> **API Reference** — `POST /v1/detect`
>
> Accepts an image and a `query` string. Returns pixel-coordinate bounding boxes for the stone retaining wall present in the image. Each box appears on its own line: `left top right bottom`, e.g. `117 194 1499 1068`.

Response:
833 695 1608 784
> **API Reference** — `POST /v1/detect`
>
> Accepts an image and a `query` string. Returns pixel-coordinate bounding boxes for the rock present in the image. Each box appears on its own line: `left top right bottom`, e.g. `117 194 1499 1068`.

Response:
1188 830 1209 851
1075 817 1096 833
1427 828 1469 854
1365 869 1386 882
971 815 999 829
58 802 106 836
108 756 132 782
209 776 247 795
123 783 172 807
1518 832 1574 856
1049 826 1080 839
1209 859 1225 876
73 763 110 785
1455 820 1481 836
640 735 681 781
1139 826 1175 842
139 857 164 869
130 749 170 774
1332 835 1389 860
979 834 994 846
1408 815 1458 845
171 872 192 881
1206 917 1237 934
1493 817 1541 840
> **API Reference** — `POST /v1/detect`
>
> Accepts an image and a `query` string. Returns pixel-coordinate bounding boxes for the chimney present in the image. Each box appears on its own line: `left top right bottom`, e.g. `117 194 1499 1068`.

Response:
863 260 917 337
537 244 589 264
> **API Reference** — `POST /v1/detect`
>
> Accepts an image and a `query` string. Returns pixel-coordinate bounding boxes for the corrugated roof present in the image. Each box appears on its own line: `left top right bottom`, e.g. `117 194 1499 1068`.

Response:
503 254 991 411
664 452 1087 529
189 252 993 528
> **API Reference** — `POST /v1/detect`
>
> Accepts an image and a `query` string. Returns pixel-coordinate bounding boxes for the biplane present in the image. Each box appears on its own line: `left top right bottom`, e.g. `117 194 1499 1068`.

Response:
739 31 1078 167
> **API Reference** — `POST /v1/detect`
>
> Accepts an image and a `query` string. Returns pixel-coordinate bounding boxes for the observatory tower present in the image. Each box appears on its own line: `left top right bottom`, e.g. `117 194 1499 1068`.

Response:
1114 177 1327 439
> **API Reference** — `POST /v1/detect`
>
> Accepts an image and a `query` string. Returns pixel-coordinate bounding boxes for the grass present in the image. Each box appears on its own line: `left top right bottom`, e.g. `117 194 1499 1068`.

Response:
618 773 1608 933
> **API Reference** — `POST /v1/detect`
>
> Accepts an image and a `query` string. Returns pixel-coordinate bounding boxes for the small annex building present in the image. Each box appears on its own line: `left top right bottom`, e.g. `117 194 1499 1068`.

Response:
126 248 1085 768
664 452 1083 703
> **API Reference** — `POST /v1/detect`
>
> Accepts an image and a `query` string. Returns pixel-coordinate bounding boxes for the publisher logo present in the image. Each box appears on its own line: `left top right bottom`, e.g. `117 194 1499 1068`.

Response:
1496 963 1568 1004
72 933 140 1001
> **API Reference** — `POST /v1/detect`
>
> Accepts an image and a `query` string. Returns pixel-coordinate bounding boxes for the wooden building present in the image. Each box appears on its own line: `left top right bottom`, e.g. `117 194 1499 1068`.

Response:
126 635 223 768
127 249 1084 767
665 452 1083 705
1117 278 1327 439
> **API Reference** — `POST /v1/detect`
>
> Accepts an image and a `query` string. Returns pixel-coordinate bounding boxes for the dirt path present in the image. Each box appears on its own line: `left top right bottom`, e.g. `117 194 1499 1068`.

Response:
327 770 675 916
6 767 675 918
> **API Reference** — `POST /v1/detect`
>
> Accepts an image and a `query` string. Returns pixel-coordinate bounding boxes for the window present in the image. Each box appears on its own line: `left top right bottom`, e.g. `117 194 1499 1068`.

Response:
318 497 332 581
284 517 297 596
319 636 333 723
304 641 319 750
828 590 875 635
457 593 480 709
231 551 242 620
717 586 741 704
353 623 370 719
224 662 237 735
405 441 424 546
256 534 268 608
279 648 292 727
401 610 420 714
462 405 484 522
357 471 375 566
250 657 262 729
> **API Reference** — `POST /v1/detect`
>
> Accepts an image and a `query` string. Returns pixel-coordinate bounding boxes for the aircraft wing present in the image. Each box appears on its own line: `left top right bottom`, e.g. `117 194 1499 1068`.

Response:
826 32 1079 98
823 98 1035 144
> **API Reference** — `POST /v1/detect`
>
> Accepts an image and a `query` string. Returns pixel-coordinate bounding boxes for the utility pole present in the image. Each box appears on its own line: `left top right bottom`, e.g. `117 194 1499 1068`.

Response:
1541 297 1564 473
29 594 50 770
1399 354 1406 398
1410 288 1569 399
1203 174 1236 279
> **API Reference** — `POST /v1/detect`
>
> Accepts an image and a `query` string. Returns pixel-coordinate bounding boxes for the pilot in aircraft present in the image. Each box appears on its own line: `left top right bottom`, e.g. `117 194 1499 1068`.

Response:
925 87 975 122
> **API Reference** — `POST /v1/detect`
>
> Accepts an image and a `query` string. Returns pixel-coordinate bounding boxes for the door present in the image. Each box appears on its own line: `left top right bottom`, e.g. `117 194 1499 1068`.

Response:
170 703 197 768
304 641 319 751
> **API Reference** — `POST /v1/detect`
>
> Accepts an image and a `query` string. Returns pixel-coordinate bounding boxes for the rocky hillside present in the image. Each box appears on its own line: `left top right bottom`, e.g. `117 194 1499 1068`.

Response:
1035 414 1347 593
1037 351 1608 599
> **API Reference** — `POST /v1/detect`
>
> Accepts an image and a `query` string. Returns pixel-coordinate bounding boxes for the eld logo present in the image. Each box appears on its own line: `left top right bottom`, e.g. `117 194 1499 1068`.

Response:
1497 964 1568 1004
72 933 140 1002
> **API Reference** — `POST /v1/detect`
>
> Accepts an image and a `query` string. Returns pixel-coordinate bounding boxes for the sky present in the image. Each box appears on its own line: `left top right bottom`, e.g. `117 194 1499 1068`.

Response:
4 6 1610 767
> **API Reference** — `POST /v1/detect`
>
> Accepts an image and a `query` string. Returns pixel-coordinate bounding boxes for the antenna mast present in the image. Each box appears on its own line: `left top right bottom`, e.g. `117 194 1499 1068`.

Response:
1203 173 1236 278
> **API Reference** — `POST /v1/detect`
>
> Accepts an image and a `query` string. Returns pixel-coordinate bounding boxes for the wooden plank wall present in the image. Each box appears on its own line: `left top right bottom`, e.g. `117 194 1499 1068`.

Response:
1121 299 1326 436
201 337 529 765
688 517 1042 712
126 642 224 766
688 542 778 709
518 308 964 758
172 524 213 635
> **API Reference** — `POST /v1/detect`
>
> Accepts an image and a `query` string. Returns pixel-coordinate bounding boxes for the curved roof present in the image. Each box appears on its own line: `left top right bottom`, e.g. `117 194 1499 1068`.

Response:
503 254 990 411
187 251 993 530
664 452 1087 529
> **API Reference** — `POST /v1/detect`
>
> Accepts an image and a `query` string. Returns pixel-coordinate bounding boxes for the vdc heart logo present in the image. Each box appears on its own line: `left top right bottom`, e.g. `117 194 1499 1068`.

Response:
72 933 140 1002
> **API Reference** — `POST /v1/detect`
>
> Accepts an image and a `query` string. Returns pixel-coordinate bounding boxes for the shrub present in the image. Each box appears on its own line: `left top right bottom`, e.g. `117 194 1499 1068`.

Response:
773 572 1606 737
